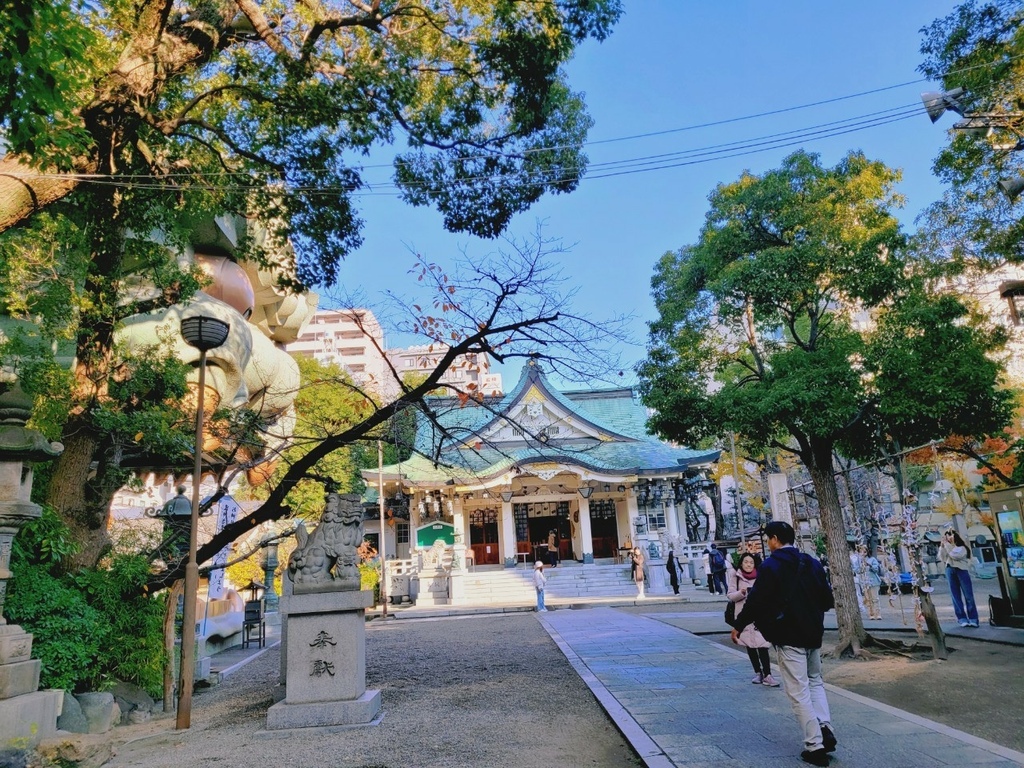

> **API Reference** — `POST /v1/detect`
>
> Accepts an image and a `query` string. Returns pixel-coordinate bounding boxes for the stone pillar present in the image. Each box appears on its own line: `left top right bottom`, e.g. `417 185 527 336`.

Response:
500 499 516 567
577 497 594 564
268 493 381 730
452 499 467 573
626 492 641 547
665 497 680 542
0 383 64 747
265 591 381 729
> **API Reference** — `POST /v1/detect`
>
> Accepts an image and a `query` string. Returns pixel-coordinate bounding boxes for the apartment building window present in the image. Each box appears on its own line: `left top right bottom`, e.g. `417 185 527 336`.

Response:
396 522 409 545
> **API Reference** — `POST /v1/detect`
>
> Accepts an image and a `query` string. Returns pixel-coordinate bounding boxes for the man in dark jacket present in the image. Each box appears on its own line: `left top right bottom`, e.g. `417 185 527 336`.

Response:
731 521 836 767
708 543 728 594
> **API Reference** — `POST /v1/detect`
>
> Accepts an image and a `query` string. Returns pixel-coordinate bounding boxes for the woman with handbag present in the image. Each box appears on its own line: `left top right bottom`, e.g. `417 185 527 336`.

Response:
938 529 980 628
728 553 779 686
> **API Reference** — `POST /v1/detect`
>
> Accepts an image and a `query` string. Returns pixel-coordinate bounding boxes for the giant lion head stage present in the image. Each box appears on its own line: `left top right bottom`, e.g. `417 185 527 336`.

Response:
116 214 318 485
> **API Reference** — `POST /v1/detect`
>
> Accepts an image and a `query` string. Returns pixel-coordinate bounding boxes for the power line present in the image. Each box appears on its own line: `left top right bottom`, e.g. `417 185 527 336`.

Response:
5 102 931 196
4 48 1010 196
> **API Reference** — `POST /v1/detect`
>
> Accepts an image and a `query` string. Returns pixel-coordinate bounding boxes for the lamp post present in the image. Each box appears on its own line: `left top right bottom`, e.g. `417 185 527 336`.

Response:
262 540 279 612
377 440 388 619
176 313 230 730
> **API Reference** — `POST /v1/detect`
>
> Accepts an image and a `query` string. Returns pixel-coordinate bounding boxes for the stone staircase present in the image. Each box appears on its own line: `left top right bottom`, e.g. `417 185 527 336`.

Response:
457 563 640 605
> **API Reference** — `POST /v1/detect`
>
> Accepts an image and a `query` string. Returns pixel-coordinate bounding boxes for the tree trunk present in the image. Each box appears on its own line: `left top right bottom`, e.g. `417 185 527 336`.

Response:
44 422 113 569
806 441 868 657
887 459 948 660
915 566 949 660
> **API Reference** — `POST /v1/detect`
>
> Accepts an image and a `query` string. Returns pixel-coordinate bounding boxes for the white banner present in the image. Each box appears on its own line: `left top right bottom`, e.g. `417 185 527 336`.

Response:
206 495 240 600
767 473 793 527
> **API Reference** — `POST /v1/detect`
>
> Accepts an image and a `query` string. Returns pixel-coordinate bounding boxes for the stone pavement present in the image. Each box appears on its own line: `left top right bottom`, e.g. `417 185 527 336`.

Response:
539 607 1024 768
200 584 1024 767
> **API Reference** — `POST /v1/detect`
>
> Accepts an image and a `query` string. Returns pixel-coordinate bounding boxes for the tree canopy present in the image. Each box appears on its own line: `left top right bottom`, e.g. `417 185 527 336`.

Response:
0 0 623 568
0 0 622 278
638 150 1013 656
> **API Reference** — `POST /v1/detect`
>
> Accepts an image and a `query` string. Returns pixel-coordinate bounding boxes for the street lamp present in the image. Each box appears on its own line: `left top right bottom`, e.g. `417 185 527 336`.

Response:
921 85 1024 198
176 313 230 730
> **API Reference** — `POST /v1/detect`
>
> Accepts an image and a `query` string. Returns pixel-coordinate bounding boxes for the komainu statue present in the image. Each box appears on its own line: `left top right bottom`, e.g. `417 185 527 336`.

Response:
287 493 364 593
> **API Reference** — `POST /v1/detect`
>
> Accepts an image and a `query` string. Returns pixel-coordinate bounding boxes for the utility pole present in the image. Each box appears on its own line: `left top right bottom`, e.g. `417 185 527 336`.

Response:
377 440 388 619
730 432 746 544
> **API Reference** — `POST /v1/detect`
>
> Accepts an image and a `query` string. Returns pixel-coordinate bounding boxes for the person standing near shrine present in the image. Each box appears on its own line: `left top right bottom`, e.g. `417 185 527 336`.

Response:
666 550 681 595
547 529 559 567
533 560 547 612
708 543 728 595
630 546 646 599
938 529 980 628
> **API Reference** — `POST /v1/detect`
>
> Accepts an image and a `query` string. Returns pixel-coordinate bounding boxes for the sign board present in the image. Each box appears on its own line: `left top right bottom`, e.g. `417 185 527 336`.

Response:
416 521 455 548
767 473 792 526
207 495 240 600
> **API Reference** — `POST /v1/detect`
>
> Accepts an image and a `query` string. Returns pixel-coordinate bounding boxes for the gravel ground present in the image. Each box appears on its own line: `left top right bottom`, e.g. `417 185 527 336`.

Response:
101 613 642 768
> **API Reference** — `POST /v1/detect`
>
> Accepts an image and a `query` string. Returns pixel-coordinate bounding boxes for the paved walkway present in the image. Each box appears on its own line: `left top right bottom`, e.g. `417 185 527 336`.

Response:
201 585 1024 767
539 607 1024 767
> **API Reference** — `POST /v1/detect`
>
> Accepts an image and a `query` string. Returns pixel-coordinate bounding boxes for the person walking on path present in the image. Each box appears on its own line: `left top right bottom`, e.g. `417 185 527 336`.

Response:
666 550 681 595
630 546 646 599
730 521 836 767
533 560 547 612
728 552 779 687
708 543 728 595
849 546 866 614
861 547 883 620
939 529 980 628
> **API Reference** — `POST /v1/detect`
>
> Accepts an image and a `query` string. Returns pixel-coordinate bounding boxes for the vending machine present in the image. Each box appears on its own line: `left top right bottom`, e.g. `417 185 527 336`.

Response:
982 485 1024 627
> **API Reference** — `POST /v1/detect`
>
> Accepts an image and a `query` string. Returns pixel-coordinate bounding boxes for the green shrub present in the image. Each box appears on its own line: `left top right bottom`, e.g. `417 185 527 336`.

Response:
72 555 166 696
5 567 103 691
9 507 166 696
359 561 380 605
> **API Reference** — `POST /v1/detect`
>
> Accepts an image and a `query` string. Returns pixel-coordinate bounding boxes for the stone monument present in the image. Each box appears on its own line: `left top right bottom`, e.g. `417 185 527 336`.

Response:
0 383 65 747
265 492 381 730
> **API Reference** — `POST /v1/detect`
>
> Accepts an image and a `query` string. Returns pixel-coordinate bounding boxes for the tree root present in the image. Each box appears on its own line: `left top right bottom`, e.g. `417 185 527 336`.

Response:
826 636 870 659
828 633 938 660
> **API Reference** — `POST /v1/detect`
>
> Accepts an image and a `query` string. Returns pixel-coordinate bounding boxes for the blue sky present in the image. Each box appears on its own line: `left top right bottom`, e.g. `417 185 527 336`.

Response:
334 1 962 389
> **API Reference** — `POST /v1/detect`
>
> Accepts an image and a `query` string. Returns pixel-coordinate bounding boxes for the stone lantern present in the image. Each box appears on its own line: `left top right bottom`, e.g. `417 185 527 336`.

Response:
0 382 64 746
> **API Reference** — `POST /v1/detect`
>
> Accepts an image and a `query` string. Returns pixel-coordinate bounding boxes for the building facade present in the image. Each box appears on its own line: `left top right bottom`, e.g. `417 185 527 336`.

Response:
287 308 394 396
363 360 718 582
288 309 503 401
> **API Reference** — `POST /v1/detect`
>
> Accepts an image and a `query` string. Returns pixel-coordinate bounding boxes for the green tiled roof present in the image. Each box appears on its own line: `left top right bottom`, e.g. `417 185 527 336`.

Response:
379 362 718 484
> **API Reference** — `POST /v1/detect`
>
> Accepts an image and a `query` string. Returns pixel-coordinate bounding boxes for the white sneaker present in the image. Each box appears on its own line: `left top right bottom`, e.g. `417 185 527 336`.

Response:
761 674 780 687
751 673 763 684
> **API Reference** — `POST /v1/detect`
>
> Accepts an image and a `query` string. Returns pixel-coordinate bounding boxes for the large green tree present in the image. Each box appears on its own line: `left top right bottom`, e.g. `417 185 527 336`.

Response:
638 150 1013 657
0 0 622 567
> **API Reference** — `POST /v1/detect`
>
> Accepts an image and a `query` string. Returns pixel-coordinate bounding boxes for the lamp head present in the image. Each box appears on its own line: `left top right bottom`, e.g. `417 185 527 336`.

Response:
920 87 965 123
999 176 1024 202
180 314 230 351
